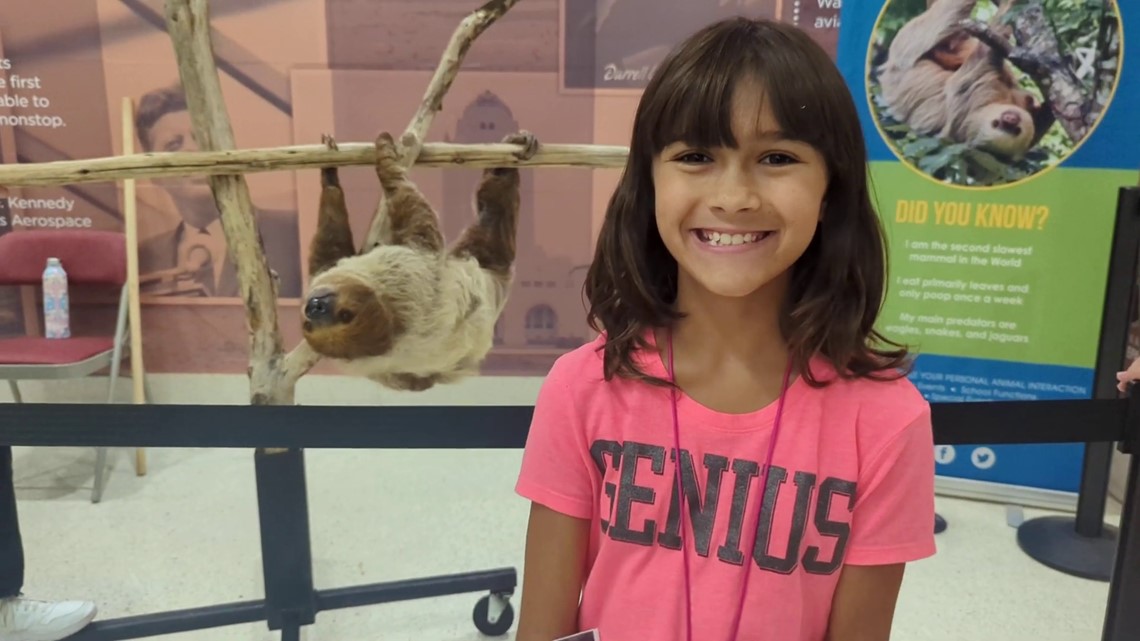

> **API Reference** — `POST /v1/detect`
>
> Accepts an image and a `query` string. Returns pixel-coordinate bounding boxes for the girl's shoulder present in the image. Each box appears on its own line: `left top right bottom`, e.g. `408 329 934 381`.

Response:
809 356 929 415
544 332 608 381
806 357 932 448
538 331 664 402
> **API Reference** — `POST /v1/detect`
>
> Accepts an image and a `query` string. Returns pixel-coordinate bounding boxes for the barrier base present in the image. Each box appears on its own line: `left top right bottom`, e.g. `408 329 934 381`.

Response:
63 446 519 641
67 568 518 641
1016 515 1119 582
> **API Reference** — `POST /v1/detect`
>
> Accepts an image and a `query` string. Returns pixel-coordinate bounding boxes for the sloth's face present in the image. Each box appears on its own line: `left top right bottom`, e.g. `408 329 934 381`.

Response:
300 276 401 360
968 103 1035 160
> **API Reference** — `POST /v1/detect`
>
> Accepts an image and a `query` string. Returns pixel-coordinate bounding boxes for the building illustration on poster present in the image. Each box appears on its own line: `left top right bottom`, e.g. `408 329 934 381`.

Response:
836 0 1135 498
442 90 593 358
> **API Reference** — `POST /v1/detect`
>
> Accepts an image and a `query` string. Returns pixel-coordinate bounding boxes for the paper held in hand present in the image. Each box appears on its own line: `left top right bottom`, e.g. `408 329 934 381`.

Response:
554 630 600 641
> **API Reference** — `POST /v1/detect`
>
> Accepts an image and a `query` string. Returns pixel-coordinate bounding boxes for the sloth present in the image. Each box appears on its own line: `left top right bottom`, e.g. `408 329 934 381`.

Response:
876 0 1050 160
300 129 538 392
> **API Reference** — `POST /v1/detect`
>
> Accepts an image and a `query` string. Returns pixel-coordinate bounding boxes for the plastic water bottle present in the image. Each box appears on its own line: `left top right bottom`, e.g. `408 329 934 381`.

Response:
42 257 70 339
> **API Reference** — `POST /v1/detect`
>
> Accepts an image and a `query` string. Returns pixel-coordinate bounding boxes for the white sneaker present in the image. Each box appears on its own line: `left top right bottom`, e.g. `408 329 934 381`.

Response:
0 596 97 641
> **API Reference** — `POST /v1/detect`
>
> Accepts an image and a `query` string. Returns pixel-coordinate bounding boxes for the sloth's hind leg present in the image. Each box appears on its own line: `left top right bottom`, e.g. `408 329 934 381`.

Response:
449 130 538 278
371 131 445 254
309 134 357 277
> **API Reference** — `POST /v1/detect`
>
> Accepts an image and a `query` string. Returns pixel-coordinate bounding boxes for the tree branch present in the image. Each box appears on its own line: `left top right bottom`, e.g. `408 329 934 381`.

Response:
361 0 521 252
163 0 288 404
0 141 628 188
959 2 1093 143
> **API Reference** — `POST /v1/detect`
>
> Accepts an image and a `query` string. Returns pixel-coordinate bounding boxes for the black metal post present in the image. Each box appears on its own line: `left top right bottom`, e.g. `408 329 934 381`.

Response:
254 448 318 638
1101 391 1140 641
1017 186 1140 581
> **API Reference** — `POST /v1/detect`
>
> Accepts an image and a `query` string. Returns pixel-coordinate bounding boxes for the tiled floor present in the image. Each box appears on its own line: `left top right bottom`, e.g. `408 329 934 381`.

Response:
10 443 1122 641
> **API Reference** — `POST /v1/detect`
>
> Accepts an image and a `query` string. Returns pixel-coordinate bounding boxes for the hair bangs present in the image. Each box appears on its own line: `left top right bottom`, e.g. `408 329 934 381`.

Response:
635 18 841 159
638 55 743 155
758 38 851 159
633 17 778 154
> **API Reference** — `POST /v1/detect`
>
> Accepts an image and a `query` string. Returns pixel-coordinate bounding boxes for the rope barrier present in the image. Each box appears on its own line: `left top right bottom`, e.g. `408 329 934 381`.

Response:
0 395 1136 640
0 397 1126 449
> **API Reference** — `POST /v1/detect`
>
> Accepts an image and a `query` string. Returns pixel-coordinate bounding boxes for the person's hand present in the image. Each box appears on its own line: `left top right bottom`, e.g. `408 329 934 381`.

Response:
1117 358 1140 392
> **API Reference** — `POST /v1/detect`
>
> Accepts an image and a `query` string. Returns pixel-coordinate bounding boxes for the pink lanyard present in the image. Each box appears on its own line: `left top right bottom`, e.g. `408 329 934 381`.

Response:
666 328 793 641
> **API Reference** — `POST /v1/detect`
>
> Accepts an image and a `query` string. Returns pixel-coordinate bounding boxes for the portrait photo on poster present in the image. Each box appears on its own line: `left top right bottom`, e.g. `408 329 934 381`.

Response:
865 0 1122 188
93 0 310 304
131 80 302 301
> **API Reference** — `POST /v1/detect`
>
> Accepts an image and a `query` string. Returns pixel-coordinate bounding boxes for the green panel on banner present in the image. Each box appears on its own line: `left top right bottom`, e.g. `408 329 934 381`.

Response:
872 163 1132 369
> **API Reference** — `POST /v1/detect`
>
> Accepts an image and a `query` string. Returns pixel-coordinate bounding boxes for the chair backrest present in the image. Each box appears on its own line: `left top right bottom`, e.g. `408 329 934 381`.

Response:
0 229 127 286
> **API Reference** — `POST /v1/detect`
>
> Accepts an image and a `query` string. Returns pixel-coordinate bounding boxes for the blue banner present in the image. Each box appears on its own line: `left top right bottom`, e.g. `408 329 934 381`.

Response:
836 0 1138 493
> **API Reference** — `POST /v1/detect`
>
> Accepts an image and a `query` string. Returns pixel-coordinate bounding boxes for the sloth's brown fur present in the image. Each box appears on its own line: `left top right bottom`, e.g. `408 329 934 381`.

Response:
301 130 537 392
876 0 1050 160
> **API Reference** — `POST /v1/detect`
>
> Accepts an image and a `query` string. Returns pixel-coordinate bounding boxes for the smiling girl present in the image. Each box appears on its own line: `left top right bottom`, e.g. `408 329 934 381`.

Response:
513 17 936 641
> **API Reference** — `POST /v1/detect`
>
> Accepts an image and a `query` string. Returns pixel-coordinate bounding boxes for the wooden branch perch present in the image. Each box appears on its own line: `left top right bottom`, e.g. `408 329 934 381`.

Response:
163 0 304 406
0 142 628 188
147 0 525 407
362 0 521 252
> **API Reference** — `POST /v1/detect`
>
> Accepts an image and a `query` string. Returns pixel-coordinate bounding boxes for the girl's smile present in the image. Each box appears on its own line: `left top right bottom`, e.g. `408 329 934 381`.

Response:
690 228 776 253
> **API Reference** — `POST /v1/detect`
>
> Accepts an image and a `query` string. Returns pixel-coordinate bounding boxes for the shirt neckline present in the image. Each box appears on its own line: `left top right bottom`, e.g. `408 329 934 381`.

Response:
631 327 821 432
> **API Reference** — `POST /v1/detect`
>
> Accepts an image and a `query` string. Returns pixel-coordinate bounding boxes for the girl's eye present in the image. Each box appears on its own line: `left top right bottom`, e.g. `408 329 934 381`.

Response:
671 151 799 165
762 153 797 165
676 152 711 164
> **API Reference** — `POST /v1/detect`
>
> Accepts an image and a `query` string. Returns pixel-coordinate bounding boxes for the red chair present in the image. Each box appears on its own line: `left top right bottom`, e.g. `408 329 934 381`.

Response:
0 229 140 503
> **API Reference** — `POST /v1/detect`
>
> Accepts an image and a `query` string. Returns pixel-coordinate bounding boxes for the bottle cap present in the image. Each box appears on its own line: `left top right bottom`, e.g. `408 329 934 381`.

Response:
46 257 60 265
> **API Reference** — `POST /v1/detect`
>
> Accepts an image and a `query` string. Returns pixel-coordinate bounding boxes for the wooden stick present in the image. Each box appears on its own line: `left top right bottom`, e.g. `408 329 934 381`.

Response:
121 96 148 476
397 0 522 163
163 0 289 405
0 142 629 188
362 0 522 251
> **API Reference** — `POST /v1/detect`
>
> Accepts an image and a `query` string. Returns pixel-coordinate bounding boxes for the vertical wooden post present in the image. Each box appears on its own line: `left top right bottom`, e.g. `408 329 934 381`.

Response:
120 96 148 476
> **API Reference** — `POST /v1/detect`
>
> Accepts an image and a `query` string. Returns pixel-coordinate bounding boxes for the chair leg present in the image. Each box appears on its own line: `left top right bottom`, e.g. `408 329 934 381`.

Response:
143 376 156 404
7 380 20 403
107 359 122 404
92 351 124 503
136 375 153 477
92 447 108 504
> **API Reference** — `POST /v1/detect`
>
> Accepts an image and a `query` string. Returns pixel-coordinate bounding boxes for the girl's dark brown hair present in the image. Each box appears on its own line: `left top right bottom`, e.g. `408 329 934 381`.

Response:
584 16 912 387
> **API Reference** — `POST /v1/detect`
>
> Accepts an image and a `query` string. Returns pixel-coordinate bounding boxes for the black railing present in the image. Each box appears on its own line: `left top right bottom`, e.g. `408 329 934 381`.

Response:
0 394 1136 641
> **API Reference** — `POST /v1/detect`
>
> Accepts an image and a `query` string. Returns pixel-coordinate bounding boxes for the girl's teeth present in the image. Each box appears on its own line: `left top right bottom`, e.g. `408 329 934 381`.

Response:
699 230 765 246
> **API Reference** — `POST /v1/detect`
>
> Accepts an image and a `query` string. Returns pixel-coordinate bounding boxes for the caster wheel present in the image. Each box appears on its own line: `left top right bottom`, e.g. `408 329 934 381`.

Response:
935 513 948 534
473 593 514 636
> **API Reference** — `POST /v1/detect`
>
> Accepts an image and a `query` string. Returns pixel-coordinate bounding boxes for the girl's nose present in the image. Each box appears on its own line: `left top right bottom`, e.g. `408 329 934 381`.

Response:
709 167 760 214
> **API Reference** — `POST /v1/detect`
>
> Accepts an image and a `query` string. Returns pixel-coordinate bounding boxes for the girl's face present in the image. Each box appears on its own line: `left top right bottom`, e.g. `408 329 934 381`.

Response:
650 82 829 303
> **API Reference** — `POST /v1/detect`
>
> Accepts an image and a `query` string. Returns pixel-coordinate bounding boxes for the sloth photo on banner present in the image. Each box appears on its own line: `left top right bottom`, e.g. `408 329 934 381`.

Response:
865 0 1121 188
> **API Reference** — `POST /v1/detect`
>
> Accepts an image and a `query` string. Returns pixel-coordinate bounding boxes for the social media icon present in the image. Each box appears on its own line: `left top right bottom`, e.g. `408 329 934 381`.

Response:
934 445 956 465
971 447 997 470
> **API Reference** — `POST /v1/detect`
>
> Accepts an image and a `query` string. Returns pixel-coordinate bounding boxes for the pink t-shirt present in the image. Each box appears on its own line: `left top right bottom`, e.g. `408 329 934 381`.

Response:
515 333 936 641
